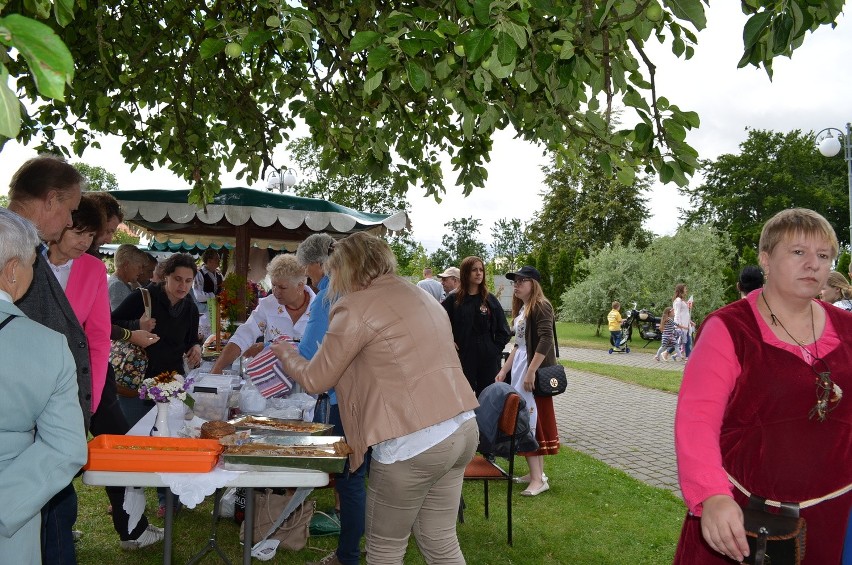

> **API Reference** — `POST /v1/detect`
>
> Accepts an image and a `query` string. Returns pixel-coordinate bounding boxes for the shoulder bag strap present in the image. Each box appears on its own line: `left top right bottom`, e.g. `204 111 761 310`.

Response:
0 314 18 332
552 321 559 358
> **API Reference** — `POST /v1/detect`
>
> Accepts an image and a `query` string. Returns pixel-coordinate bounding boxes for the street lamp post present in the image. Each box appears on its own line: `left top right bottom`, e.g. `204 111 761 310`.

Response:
266 167 298 193
816 123 852 249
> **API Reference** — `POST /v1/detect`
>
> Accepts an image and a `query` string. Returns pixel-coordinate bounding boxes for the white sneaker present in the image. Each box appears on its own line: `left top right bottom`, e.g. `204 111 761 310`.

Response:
120 525 164 550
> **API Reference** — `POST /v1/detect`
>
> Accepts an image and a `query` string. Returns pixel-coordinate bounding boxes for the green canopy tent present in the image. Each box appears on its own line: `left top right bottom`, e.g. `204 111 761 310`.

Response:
108 187 410 311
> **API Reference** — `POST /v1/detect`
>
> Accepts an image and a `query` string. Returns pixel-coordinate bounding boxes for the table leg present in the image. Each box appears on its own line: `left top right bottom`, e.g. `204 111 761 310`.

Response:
243 487 255 565
164 489 174 565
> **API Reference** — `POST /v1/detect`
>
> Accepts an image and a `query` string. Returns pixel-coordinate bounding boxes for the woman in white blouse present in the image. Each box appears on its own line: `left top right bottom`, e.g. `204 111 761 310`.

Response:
210 253 314 373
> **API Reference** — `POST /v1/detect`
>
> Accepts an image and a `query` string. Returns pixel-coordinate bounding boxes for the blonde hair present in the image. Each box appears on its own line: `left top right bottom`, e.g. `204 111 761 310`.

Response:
759 208 839 259
511 278 551 320
267 253 307 284
826 271 852 300
326 232 396 297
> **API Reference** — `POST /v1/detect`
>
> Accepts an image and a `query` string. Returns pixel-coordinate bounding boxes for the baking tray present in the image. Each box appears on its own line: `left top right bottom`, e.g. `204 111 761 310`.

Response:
221 436 349 473
85 435 223 473
227 415 334 436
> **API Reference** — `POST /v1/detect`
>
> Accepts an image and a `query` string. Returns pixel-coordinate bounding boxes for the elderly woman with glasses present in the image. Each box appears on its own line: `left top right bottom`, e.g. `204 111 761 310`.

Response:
0 208 87 563
271 232 478 564
673 209 852 564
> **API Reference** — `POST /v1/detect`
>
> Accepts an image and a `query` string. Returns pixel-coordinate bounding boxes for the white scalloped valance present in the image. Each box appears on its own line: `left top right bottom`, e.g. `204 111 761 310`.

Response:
122 201 410 233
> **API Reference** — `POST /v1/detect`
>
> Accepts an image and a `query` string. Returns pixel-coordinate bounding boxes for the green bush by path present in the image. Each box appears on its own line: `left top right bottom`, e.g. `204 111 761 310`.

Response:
73 448 684 564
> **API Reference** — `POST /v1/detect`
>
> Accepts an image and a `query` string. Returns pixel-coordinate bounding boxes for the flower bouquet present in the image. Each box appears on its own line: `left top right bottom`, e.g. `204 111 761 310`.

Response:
138 371 195 406
138 371 195 437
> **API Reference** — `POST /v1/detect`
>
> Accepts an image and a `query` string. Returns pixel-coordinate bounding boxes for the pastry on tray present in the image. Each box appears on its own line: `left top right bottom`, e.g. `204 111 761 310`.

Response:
200 420 236 440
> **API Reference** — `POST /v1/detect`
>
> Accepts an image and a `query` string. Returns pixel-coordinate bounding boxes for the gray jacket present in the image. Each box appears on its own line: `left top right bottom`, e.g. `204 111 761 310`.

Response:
16 251 93 432
475 382 538 456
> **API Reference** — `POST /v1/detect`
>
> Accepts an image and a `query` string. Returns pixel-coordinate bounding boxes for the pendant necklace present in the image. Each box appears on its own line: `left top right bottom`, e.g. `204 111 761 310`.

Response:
761 292 843 421
760 292 815 349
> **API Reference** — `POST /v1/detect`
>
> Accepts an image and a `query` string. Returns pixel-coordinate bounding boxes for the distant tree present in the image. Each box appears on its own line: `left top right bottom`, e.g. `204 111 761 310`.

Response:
0 194 8 208
680 129 849 253
529 150 653 259
560 226 734 332
74 163 118 192
387 232 428 277
490 218 531 272
112 230 140 245
550 249 574 310
288 137 408 214
430 217 488 271
837 252 851 279
537 247 552 300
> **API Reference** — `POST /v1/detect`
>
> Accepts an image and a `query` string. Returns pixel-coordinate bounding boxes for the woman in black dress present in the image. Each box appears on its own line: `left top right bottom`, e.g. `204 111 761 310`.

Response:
442 256 511 396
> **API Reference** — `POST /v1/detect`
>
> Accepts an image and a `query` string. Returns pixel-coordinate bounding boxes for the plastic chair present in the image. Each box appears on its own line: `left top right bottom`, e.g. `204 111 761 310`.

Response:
461 391 522 545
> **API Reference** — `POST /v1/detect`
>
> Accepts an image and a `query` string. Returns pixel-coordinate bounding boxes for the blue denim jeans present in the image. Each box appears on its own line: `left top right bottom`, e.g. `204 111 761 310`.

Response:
42 482 78 565
328 403 369 565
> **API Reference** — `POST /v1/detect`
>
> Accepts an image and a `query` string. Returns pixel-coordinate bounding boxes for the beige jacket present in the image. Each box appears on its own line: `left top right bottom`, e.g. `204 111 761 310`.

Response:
279 274 479 469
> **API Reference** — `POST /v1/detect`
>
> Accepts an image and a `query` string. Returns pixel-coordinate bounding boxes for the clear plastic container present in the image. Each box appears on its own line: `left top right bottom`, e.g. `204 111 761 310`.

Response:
189 382 231 421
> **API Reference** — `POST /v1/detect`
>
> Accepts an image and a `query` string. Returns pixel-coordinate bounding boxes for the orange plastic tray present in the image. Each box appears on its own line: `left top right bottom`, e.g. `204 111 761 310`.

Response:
85 435 223 473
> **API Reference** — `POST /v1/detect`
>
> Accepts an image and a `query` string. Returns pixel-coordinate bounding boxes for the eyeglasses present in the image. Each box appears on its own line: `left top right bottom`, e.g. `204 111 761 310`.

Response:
512 277 531 286
808 357 843 422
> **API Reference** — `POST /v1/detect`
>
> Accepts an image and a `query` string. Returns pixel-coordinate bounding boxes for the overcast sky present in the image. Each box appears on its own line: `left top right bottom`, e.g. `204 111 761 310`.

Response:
1 3 850 253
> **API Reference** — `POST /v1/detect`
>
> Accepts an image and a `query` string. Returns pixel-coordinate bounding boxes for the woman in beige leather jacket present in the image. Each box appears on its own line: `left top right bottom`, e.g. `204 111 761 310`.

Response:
272 232 479 565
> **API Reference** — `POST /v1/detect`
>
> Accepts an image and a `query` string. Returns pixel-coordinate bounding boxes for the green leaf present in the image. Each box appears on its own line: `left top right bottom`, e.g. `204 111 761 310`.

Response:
501 20 528 50
771 13 794 55
1 14 74 101
463 28 494 62
473 0 492 25
400 38 422 57
437 20 461 36
663 0 706 30
406 61 427 92
455 0 474 17
199 38 226 59
367 45 393 70
54 0 75 27
363 71 382 95
743 12 771 49
350 30 380 51
496 31 517 65
616 166 635 186
0 66 21 138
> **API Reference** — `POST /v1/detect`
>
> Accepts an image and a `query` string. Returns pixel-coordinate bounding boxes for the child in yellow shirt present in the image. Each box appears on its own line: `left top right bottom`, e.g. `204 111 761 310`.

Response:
607 301 623 347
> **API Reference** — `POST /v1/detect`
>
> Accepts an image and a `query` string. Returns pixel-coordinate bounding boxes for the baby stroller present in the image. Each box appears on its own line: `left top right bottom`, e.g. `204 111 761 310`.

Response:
608 319 631 354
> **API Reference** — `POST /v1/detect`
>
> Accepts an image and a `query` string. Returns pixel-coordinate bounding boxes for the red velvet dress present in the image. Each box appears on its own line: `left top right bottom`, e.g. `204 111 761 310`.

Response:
674 300 852 564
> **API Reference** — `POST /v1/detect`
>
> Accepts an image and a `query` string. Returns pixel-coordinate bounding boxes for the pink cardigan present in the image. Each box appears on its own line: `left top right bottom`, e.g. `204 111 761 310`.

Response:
674 291 840 515
65 254 111 412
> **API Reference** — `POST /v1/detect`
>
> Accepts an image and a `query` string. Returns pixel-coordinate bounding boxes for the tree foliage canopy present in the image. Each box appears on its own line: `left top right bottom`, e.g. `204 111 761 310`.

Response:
680 128 849 253
288 137 409 214
74 162 118 192
529 150 653 258
490 217 530 272
560 225 734 326
430 216 488 271
1 0 845 204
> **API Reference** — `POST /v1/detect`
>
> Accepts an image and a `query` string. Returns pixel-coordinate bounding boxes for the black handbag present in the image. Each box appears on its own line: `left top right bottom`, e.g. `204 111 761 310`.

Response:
534 364 567 396
533 321 566 396
741 496 806 565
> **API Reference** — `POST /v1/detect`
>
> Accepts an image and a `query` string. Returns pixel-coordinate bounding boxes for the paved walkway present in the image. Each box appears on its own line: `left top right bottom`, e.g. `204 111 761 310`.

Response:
551 347 683 496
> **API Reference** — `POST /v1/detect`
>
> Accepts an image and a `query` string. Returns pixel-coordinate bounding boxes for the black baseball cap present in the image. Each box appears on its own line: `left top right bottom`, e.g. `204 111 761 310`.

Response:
505 265 541 282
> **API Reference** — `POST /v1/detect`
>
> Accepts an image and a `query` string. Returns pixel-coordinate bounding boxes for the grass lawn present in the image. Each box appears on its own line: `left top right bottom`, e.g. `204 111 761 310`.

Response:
554 321 613 350
73 448 685 564
564 360 683 394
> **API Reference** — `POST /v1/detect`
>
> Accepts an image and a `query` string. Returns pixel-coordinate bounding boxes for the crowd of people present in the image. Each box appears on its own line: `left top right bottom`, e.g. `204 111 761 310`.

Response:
2 153 850 564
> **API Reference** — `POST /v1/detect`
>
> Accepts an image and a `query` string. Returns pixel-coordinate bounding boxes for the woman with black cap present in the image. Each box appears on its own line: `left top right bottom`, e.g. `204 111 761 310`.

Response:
496 265 560 496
